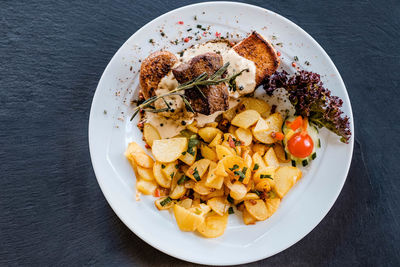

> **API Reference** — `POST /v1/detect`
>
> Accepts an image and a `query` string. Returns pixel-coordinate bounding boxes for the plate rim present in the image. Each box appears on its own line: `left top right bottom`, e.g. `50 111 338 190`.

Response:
89 1 354 265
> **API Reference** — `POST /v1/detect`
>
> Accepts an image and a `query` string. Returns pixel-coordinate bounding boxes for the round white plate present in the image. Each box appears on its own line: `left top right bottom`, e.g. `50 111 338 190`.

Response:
89 2 354 265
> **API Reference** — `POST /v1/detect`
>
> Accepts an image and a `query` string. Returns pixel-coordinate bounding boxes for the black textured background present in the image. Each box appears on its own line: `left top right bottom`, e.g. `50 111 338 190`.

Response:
1 0 399 266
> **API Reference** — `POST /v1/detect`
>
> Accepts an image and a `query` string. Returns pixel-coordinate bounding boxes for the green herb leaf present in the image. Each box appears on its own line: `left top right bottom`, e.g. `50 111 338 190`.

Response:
160 197 172 207
187 135 199 156
177 175 189 185
253 163 259 171
229 164 239 171
260 174 273 179
228 207 234 214
227 195 234 204
193 167 201 181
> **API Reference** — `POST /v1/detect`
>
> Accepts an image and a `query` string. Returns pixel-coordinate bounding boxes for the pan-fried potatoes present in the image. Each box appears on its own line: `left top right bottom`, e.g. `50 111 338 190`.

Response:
126 97 306 238
152 137 188 162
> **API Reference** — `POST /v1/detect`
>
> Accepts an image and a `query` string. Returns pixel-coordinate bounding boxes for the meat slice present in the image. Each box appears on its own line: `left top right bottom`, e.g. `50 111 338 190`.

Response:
233 31 280 85
139 51 177 99
172 52 229 115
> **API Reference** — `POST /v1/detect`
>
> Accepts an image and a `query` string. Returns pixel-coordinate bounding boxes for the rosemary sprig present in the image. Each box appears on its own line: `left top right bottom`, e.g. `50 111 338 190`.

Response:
130 62 248 121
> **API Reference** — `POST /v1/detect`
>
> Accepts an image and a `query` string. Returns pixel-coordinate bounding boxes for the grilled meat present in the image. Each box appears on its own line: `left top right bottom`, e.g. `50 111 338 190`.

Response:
172 52 229 115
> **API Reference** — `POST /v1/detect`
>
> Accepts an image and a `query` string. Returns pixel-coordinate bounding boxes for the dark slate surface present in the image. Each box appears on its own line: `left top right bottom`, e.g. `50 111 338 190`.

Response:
1 0 399 266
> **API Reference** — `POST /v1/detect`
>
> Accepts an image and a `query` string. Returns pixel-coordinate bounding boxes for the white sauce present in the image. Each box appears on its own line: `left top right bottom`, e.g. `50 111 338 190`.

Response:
221 49 257 98
158 71 178 91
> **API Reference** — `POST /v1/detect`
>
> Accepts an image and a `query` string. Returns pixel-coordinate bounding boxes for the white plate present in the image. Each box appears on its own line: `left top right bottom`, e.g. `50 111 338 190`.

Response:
89 2 354 265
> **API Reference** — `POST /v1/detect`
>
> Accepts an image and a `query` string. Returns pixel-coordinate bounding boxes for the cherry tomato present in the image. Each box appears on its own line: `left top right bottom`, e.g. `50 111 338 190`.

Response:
287 132 314 158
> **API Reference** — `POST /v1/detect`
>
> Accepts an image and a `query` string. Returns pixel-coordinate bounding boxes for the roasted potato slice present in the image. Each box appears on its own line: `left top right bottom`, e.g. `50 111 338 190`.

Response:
152 137 188 163
231 110 260 129
244 199 268 221
197 213 228 238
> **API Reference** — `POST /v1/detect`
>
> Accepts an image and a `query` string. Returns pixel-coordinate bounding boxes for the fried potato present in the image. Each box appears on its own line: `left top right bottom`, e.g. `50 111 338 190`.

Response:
197 213 228 238
264 147 279 169
152 137 188 162
179 146 197 165
209 132 222 147
136 179 157 195
143 123 161 147
198 127 223 143
133 152 154 168
216 145 234 160
244 199 268 221
153 161 172 188
137 166 155 181
205 162 224 189
173 204 204 231
186 159 211 181
230 181 247 200
240 97 271 118
242 208 257 225
207 196 229 216
235 127 253 146
200 144 218 161
231 110 260 129
265 198 280 218
274 143 290 163
155 197 174 210
193 179 214 195
274 166 302 198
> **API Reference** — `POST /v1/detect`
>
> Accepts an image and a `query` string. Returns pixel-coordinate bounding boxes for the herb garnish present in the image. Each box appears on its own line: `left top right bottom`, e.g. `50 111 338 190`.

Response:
227 195 234 203
228 207 234 214
187 135 199 156
161 164 165 169
130 62 247 120
253 163 259 171
234 167 247 182
229 164 239 171
160 197 172 207
193 167 201 181
260 174 273 179
177 175 189 185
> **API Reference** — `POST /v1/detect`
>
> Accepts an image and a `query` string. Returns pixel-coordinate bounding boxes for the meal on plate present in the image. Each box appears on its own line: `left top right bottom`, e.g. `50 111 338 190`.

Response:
124 31 351 238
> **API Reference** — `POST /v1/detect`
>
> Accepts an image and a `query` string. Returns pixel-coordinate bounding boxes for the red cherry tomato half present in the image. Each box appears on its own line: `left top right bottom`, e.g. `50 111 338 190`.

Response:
287 132 314 158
